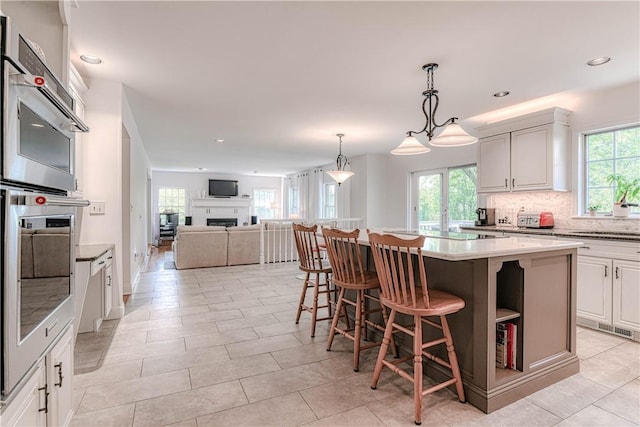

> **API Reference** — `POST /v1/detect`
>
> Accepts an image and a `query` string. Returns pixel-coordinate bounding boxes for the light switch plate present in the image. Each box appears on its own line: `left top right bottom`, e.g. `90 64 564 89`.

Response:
89 201 106 215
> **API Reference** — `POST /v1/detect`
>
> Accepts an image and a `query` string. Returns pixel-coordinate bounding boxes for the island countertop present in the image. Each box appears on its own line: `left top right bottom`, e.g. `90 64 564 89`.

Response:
358 229 582 261
76 243 114 262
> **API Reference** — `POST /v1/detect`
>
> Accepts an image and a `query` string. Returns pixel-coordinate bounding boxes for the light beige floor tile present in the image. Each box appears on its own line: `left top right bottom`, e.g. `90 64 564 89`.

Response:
252 318 321 338
556 404 637 426
455 398 561 426
526 373 612 419
70 402 135 427
179 309 244 326
74 331 148 353
271 340 344 369
184 327 258 351
74 350 103 371
162 418 197 427
79 369 191 413
594 378 640 424
226 333 303 359
102 338 185 364
142 345 229 376
579 341 640 389
75 359 142 389
189 353 281 389
196 392 317 426
299 370 398 419
148 305 210 320
132 380 247 426
146 322 219 342
303 405 386 426
113 317 183 334
73 388 85 415
207 299 265 311
576 328 629 360
215 313 279 332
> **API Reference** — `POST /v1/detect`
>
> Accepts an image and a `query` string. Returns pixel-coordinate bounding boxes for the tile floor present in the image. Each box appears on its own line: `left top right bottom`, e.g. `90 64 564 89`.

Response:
71 250 640 426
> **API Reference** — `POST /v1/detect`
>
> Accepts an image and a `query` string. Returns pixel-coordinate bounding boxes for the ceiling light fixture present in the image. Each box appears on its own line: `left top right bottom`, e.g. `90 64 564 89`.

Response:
586 57 611 66
493 91 510 97
215 139 224 143
392 63 478 154
80 54 102 65
326 133 354 186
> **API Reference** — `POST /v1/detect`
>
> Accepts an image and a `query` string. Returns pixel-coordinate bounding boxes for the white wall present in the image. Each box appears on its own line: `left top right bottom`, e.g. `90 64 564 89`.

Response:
79 78 152 310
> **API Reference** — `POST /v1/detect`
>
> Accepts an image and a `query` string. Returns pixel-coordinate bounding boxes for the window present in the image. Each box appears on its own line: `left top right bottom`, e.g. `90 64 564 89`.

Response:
413 165 477 232
323 182 337 218
253 188 279 219
584 125 640 215
158 187 186 224
288 186 300 218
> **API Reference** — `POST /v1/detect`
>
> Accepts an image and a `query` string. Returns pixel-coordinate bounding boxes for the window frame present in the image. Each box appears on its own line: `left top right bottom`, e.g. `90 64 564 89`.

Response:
157 187 186 224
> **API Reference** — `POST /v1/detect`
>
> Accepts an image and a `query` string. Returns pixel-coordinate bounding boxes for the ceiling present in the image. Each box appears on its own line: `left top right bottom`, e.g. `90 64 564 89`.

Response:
69 1 639 176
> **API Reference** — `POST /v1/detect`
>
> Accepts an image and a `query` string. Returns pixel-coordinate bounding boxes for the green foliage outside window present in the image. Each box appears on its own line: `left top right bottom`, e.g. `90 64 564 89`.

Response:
585 126 640 214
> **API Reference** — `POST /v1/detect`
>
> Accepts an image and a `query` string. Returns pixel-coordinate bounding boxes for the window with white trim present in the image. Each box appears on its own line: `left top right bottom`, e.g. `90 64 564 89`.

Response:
253 188 278 219
158 187 186 224
584 125 640 215
323 182 337 218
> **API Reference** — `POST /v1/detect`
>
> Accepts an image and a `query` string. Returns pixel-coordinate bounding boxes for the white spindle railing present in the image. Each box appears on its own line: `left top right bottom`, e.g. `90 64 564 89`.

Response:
260 218 362 264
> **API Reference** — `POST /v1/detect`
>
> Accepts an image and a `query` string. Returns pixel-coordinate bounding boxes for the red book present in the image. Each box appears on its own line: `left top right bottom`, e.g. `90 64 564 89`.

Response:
506 323 517 370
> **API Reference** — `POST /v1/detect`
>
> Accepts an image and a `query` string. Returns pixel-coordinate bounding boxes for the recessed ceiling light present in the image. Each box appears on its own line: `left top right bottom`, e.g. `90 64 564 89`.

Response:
80 54 102 65
493 91 510 98
197 167 206 171
587 57 611 66
253 170 258 174
31 123 45 128
215 139 224 143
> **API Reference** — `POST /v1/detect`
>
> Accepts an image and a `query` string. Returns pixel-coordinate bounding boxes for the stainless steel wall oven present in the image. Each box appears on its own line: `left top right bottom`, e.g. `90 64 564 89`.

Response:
0 15 90 401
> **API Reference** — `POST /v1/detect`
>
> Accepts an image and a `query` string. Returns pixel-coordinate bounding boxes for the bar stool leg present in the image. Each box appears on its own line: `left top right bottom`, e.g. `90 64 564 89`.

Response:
413 315 423 425
371 309 396 389
310 272 321 337
295 272 310 324
441 315 466 402
326 287 346 351
353 289 363 372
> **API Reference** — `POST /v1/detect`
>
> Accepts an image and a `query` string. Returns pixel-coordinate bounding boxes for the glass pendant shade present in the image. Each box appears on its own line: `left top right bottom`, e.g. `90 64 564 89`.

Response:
326 169 355 184
391 135 431 155
429 123 479 147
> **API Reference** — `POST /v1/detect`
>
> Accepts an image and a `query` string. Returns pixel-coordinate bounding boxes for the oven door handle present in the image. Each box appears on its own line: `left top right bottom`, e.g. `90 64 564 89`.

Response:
34 196 91 207
5 56 90 133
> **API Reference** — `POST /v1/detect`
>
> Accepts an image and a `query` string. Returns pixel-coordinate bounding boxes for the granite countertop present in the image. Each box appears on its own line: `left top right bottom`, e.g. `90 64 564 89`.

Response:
461 226 640 243
76 244 114 262
359 230 581 261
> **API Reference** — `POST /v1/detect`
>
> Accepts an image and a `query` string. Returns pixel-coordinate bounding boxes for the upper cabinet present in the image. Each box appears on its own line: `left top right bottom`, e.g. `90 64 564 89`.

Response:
477 108 571 193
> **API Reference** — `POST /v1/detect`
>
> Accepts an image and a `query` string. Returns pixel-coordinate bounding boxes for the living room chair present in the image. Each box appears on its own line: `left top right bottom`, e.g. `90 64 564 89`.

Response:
292 223 333 337
322 227 396 372
367 231 466 425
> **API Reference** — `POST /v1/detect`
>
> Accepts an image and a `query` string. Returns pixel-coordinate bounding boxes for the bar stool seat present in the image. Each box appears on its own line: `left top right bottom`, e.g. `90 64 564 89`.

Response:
368 231 466 425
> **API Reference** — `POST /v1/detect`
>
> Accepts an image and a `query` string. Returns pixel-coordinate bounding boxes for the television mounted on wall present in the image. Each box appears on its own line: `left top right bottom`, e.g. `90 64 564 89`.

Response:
208 179 238 197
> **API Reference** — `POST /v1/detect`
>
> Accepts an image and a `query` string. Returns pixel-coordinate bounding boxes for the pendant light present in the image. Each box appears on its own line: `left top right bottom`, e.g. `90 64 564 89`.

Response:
326 133 354 186
392 63 477 154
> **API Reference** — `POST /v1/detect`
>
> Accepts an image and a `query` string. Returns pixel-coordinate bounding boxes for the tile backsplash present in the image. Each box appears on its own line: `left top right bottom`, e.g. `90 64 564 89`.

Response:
486 191 640 232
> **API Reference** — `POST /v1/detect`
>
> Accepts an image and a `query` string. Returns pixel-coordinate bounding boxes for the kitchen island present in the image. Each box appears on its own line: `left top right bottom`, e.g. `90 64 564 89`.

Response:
358 231 582 413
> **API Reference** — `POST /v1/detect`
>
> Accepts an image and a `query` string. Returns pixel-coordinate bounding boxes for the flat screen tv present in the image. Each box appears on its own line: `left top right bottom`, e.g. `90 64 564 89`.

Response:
208 179 238 197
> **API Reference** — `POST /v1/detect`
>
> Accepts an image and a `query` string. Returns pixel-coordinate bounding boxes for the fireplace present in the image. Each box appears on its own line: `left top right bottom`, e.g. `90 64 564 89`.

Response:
207 218 238 227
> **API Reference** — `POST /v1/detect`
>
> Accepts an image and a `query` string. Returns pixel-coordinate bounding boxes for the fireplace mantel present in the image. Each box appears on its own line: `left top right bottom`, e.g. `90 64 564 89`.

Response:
189 198 252 226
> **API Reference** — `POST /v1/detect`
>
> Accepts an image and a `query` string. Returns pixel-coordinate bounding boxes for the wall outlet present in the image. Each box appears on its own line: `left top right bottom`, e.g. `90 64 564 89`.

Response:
89 201 106 215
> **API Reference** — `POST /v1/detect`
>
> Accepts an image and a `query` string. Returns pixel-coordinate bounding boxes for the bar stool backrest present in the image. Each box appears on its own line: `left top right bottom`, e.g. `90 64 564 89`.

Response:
292 223 327 272
368 232 431 309
321 228 367 286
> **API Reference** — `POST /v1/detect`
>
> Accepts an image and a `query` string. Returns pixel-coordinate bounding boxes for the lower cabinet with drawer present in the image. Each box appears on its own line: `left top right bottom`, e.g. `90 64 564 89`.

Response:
0 324 74 427
575 239 640 340
77 247 114 333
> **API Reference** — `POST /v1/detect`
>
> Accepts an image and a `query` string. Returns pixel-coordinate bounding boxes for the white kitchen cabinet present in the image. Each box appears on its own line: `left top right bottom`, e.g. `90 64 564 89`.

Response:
477 108 570 193
69 65 88 197
574 239 640 340
77 247 114 333
0 325 74 427
577 256 612 324
613 259 640 332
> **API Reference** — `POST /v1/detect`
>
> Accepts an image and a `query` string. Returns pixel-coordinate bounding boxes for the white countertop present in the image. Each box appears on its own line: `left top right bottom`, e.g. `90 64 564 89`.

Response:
358 230 582 261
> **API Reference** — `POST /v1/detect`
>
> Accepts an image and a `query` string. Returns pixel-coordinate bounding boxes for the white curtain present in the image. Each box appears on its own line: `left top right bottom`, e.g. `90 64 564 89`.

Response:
284 166 350 220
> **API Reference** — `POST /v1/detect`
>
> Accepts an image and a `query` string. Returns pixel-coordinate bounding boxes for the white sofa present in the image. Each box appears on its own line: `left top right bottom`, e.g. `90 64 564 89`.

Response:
172 225 228 269
227 224 262 266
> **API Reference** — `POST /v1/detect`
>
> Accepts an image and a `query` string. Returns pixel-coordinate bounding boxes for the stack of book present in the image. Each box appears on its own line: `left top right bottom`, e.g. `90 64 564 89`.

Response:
496 322 517 369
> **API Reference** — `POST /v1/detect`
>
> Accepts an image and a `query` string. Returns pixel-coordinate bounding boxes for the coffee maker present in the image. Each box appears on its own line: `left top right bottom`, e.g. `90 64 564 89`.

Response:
475 208 496 226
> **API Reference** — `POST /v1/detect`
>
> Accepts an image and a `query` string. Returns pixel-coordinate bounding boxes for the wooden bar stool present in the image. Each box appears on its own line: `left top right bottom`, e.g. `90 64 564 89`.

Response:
321 227 396 372
367 231 466 425
292 223 333 337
